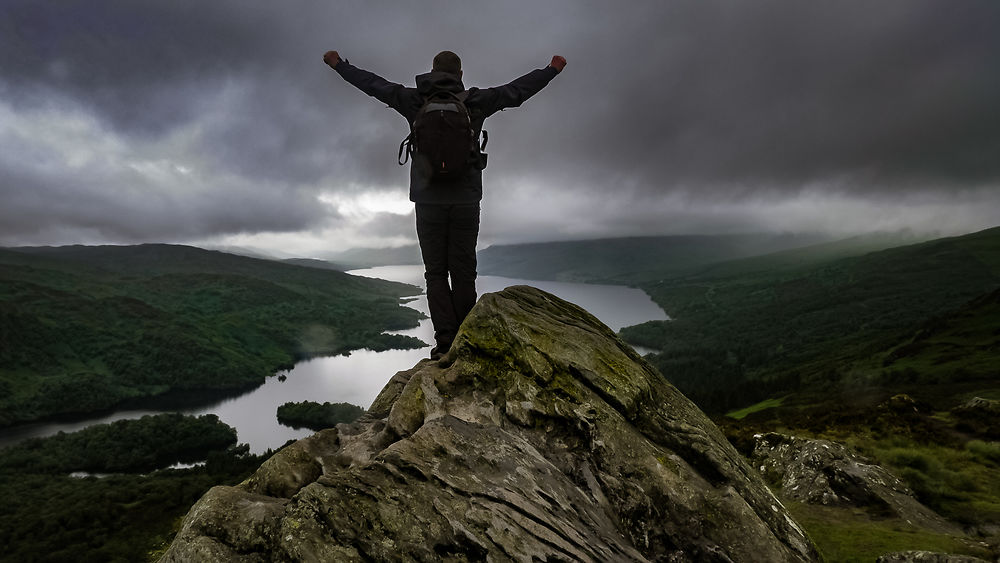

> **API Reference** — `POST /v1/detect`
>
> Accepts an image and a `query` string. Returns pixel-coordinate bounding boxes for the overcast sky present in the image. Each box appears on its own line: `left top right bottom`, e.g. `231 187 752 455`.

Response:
2 1 999 257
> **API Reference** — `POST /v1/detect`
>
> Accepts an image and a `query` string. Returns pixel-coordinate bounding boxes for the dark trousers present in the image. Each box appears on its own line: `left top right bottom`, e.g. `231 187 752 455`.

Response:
415 203 480 350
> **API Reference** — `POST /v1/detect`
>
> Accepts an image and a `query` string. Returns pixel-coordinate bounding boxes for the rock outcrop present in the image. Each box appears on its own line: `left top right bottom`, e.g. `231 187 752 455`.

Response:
952 397 1000 439
751 433 960 535
161 286 818 562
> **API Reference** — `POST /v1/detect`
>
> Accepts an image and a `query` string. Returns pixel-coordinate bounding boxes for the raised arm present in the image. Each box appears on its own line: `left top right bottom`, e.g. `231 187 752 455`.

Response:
323 50 412 115
474 55 566 118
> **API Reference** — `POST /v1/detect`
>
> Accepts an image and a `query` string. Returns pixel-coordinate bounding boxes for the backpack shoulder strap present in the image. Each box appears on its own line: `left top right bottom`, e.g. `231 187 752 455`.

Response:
398 132 413 165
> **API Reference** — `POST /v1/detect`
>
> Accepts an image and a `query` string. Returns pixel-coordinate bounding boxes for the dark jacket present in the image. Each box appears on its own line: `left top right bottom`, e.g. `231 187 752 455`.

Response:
335 61 559 204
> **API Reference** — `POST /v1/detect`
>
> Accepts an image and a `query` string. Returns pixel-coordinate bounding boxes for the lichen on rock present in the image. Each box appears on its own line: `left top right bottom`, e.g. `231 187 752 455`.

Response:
161 286 819 562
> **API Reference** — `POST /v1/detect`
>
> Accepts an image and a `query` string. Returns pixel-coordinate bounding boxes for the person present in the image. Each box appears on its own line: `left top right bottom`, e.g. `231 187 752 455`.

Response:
324 49 566 359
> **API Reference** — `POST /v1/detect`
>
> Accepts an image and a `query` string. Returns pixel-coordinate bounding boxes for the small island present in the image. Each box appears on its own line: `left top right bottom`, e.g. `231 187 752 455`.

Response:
276 401 365 431
0 413 238 474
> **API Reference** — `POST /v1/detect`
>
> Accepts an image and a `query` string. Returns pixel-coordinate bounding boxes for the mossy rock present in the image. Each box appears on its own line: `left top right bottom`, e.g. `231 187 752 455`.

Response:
161 286 818 562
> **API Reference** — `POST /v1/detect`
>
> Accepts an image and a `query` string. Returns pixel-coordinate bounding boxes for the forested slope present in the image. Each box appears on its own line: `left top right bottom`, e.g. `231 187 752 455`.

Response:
0 244 424 426
621 227 1000 412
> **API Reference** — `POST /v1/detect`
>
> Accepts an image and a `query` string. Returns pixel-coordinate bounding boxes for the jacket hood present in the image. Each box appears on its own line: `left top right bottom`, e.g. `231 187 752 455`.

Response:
415 71 466 95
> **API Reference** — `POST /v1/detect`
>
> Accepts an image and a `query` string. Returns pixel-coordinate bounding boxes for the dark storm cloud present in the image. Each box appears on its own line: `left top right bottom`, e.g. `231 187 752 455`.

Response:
507 1 1000 196
363 211 415 240
1 1 998 249
2 1 264 134
0 142 330 244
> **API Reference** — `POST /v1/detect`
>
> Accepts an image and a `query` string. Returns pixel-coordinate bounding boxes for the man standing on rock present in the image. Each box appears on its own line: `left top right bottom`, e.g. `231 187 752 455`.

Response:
324 49 566 359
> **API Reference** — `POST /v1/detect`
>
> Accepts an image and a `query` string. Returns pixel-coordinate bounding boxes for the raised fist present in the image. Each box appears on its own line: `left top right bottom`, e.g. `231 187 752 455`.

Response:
549 55 566 72
323 50 342 69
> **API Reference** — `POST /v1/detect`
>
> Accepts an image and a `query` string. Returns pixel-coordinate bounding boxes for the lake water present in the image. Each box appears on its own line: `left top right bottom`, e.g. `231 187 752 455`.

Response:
0 266 667 454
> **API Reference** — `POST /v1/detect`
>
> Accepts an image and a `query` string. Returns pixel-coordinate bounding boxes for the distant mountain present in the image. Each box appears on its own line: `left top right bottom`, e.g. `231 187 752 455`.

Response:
321 245 422 269
281 258 345 271
477 233 839 283
0 244 424 427
199 244 289 260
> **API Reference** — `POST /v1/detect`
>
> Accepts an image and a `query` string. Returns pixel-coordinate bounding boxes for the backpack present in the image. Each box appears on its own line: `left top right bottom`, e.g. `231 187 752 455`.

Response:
398 91 487 181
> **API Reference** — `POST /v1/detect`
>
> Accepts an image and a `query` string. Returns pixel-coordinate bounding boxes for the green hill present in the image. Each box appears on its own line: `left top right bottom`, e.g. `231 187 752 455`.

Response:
0 244 424 426
621 227 1000 412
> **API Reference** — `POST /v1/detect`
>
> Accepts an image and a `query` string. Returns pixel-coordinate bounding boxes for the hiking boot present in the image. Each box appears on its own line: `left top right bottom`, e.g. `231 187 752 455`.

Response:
429 345 446 360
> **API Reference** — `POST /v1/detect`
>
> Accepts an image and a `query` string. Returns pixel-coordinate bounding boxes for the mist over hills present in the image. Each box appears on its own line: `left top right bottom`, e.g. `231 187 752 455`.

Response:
237 230 927 277
476 231 928 284
319 245 422 270
280 257 346 271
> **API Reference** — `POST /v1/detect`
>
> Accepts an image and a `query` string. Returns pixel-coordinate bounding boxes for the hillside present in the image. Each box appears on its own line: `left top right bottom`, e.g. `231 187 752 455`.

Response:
875 286 1000 393
0 245 424 426
715 289 1000 555
621 226 1000 412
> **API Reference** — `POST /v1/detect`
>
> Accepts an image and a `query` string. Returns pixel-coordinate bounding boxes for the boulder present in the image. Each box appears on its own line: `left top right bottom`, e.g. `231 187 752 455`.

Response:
162 286 818 562
751 432 960 534
952 397 1000 439
876 551 991 563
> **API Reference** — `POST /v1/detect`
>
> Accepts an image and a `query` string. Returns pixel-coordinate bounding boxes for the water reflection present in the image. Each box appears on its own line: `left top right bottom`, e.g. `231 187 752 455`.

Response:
182 347 432 451
350 264 669 340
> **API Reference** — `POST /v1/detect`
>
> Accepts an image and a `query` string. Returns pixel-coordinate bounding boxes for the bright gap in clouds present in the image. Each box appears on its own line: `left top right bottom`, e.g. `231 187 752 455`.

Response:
207 189 417 258
318 189 413 219
192 181 1000 258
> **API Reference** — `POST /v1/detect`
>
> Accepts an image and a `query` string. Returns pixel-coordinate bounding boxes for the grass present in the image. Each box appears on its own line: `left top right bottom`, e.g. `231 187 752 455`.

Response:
781 407 1000 533
859 438 1000 528
784 501 992 562
725 396 786 420
719 385 1000 560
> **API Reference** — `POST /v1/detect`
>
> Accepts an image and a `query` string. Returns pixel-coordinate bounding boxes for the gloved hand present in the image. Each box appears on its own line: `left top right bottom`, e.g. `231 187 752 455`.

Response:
323 51 342 69
549 55 567 72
